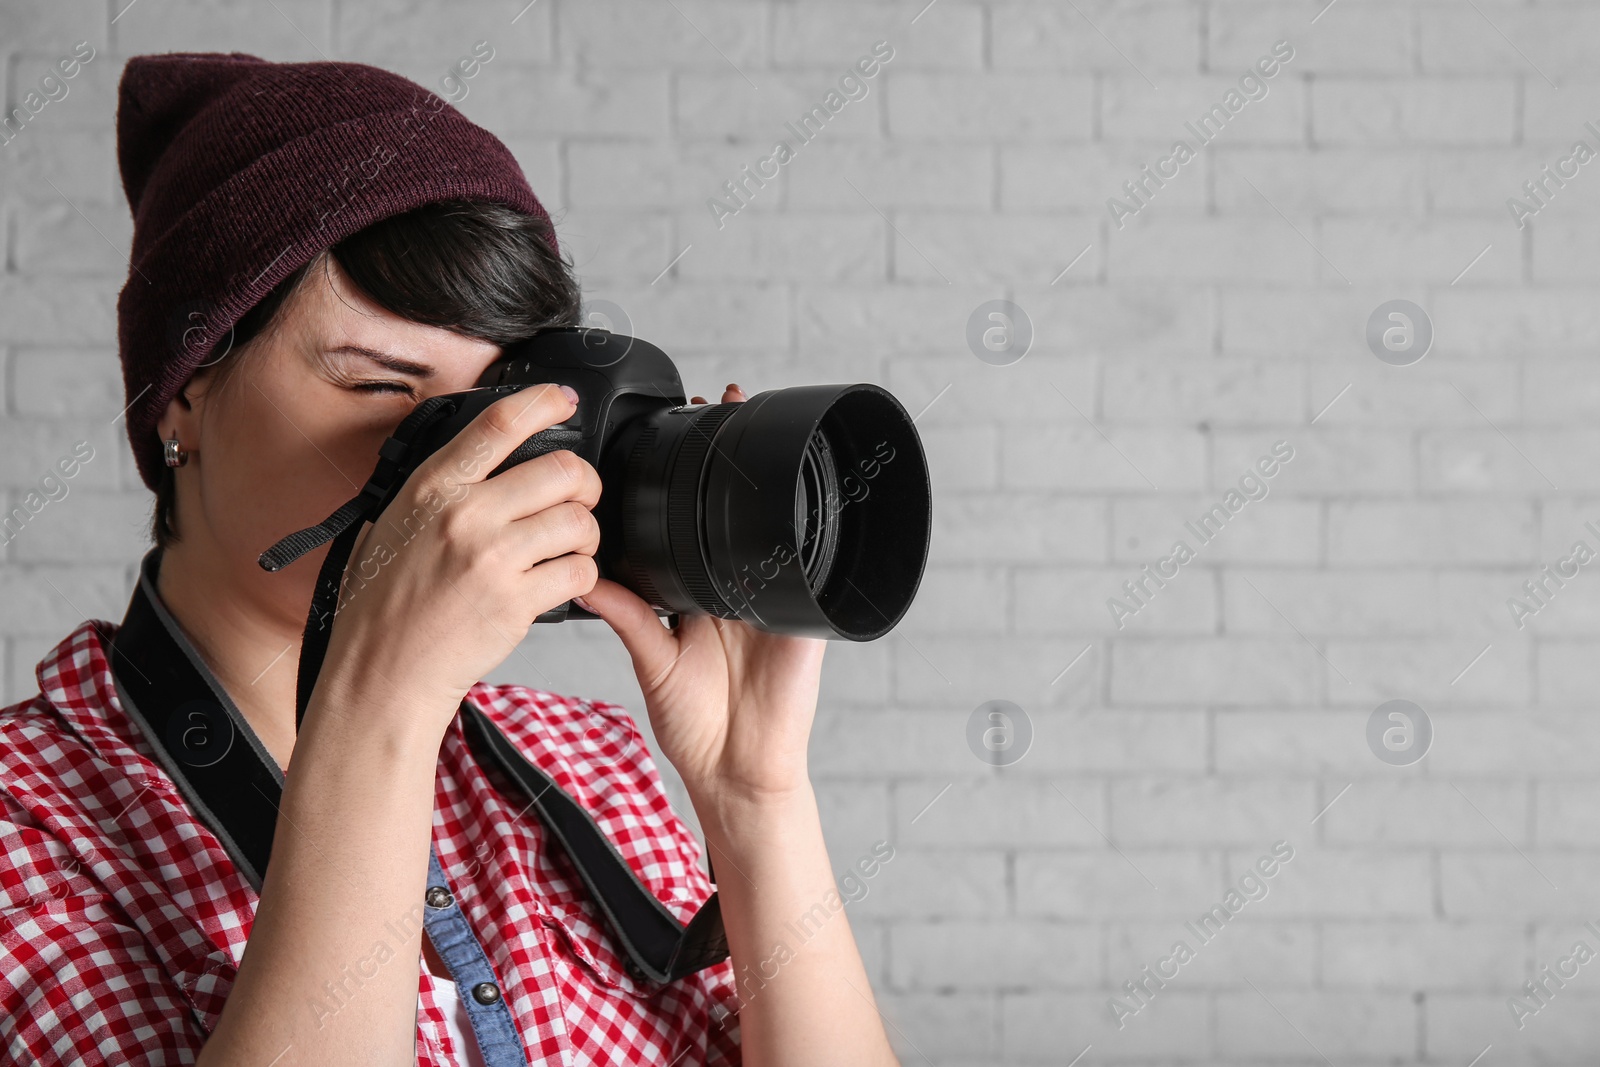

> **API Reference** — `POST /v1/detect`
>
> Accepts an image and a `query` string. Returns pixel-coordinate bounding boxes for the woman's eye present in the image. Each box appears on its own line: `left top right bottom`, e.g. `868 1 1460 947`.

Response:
351 380 414 396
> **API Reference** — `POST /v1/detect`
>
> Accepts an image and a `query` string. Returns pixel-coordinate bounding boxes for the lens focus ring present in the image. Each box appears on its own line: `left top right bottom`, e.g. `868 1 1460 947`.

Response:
666 404 741 618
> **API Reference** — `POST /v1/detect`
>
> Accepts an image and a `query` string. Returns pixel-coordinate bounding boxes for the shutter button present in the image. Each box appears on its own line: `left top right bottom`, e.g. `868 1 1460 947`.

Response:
472 981 501 1004
425 886 452 909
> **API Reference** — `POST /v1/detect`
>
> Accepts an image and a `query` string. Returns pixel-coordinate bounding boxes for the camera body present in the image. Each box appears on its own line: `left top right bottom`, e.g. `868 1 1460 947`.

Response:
371 326 931 641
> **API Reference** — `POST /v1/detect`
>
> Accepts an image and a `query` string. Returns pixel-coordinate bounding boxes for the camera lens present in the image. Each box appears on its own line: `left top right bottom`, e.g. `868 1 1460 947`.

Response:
598 384 930 640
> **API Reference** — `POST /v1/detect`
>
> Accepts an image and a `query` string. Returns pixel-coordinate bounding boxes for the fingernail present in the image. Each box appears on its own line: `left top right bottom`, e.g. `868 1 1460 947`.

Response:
572 594 593 612
558 384 580 406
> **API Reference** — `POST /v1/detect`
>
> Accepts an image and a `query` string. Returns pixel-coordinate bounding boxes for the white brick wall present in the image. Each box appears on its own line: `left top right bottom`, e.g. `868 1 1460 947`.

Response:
5 0 1600 1062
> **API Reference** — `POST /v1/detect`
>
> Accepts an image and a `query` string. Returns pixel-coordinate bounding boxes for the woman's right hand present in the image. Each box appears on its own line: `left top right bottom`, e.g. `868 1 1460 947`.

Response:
314 383 600 734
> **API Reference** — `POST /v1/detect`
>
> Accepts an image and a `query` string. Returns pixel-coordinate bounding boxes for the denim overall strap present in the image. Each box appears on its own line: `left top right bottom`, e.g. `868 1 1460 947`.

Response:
423 845 531 1067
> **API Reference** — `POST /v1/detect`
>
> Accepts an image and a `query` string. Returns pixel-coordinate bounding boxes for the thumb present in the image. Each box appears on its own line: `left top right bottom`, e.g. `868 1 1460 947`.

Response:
575 577 680 688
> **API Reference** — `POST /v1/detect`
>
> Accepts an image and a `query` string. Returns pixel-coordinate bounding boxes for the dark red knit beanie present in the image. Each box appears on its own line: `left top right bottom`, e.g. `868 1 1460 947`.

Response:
116 52 557 492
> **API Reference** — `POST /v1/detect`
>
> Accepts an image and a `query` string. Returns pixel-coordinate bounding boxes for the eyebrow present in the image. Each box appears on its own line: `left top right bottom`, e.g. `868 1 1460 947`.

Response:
326 345 435 379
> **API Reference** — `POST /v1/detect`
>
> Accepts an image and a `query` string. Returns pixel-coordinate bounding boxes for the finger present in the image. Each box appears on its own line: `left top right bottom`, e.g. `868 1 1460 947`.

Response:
689 395 707 405
507 499 601 567
476 446 602 523
520 552 598 620
573 577 681 684
412 384 577 498
722 383 746 403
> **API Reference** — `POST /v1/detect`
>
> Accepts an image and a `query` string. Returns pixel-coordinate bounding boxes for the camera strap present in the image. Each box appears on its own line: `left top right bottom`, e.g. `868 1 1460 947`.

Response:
109 397 729 988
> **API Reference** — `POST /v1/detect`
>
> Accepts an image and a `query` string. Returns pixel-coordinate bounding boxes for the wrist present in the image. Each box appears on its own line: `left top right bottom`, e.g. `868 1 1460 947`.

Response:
304 660 455 760
687 775 818 849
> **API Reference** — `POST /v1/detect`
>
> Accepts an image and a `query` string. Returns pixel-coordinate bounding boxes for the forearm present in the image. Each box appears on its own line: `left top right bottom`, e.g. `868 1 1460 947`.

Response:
197 682 444 1067
689 781 898 1067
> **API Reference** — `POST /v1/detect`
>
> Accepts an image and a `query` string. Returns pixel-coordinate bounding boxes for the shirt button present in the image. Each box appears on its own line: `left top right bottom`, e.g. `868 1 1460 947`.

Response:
425 886 453 909
624 959 647 981
472 981 501 1005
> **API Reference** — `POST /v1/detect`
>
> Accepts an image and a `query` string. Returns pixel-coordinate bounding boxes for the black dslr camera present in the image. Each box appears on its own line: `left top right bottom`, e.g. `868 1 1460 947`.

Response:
263 327 932 641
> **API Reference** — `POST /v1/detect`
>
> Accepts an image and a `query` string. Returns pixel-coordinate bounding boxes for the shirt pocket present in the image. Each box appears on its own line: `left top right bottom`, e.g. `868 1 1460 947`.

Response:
541 898 662 1000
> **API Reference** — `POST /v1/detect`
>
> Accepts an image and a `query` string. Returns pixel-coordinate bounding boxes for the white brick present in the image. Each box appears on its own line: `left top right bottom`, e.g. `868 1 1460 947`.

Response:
1321 780 1529 845
1113 495 1321 565
1214 710 1374 774
1323 920 1526 990
1327 500 1538 565
1110 217 1317 283
1002 424 1209 492
556 0 762 68
993 2 1202 74
1318 217 1516 284
895 777 1106 848
1419 4 1600 76
1325 638 1530 704
1002 142 1209 212
896 563 1007 633
1023 709 1210 773
677 70 882 140
0 7 108 53
1004 989 1209 1059
1307 359 1519 427
893 636 1101 708
1017 850 1219 918
850 851 1007 919
1223 568 1437 636
884 353 1098 425
118 0 330 57
1271 845 1432 918
4 489 150 563
1021 285 1214 357
1112 638 1324 705
892 920 1099 989
1101 358 1303 424
1430 993 1600 1060
891 211 1099 286
1434 288 1600 354
1101 76 1306 145
11 347 123 418
785 141 992 208
930 494 1108 563
809 710 971 777
1215 146 1424 214
1440 853 1588 919
679 211 884 282
1313 78 1517 145
878 993 996 1060
460 69 666 136
1112 778 1314 844
1211 3 1410 74
1015 565 1218 635
1216 990 1415 1059
1108 919 1316 988
12 199 131 274
1217 432 1407 505
0 564 131 637
771 4 982 69
889 73 1093 139
1420 429 1591 494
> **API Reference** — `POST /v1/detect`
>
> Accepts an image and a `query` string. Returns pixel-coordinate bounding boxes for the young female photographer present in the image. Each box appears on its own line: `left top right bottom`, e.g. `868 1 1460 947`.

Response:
0 54 897 1067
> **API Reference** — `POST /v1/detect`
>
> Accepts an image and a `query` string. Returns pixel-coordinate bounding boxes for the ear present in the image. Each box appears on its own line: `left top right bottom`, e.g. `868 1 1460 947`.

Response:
156 374 208 453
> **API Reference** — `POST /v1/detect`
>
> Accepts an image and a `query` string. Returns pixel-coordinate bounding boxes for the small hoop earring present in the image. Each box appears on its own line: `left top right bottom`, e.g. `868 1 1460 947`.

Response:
164 431 189 468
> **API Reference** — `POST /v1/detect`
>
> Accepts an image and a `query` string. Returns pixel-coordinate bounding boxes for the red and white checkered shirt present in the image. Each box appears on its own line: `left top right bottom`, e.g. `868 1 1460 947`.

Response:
0 619 742 1066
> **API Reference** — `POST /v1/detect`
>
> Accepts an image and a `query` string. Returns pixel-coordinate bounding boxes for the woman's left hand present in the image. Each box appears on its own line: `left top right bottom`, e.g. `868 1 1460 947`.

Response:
572 383 828 812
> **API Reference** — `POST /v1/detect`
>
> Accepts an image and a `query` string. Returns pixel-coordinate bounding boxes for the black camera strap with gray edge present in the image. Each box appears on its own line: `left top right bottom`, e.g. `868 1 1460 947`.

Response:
109 392 729 987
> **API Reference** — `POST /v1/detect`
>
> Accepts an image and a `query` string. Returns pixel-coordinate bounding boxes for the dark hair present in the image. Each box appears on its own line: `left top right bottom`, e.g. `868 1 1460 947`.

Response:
151 199 582 548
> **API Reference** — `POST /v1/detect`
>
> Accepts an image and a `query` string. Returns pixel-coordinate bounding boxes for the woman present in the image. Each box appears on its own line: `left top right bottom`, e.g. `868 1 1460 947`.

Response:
0 53 897 1066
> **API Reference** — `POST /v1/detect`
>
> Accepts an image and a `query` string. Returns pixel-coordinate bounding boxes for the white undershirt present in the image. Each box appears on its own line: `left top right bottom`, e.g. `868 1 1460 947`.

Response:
421 970 490 1067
